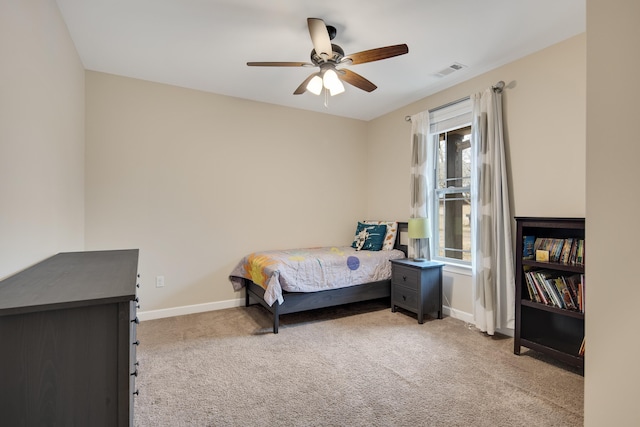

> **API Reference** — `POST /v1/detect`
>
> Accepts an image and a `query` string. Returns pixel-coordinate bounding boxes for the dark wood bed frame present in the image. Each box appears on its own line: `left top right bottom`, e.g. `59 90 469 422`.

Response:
243 222 408 333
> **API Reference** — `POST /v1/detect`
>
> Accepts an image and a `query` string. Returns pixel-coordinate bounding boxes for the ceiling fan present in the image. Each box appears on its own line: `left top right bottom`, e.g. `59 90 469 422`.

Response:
247 18 409 97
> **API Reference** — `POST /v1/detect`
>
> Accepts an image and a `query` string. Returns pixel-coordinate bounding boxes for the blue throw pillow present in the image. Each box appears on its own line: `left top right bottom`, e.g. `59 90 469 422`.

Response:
351 222 387 251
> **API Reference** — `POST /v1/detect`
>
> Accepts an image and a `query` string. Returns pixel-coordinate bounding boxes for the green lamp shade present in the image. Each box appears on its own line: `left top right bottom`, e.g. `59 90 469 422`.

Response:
408 217 430 239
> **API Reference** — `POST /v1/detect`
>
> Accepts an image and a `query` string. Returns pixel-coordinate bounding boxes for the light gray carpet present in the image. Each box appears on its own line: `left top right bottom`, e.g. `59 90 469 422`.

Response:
134 300 583 426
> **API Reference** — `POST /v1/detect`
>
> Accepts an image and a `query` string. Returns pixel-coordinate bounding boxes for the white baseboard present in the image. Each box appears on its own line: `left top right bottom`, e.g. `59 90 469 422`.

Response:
496 327 514 337
138 298 244 321
443 306 474 323
442 307 514 337
139 298 476 325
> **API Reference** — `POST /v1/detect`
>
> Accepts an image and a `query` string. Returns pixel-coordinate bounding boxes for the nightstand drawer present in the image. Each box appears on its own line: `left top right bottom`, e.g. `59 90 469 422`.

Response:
392 286 418 310
391 266 419 290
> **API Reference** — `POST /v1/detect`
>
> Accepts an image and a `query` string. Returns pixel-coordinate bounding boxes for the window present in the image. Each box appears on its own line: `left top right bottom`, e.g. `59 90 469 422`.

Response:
429 99 472 265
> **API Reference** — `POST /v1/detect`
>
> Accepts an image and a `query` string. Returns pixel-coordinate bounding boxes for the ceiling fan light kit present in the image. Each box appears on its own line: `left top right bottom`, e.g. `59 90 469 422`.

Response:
320 68 345 95
247 18 408 101
307 75 323 95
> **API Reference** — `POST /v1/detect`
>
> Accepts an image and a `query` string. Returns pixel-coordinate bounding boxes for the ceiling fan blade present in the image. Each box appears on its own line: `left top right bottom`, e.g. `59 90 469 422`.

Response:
247 61 313 67
339 69 377 92
307 18 332 59
343 44 409 65
293 73 318 95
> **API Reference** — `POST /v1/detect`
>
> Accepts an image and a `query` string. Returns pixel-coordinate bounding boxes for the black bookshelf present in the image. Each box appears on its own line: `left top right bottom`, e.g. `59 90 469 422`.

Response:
514 217 585 370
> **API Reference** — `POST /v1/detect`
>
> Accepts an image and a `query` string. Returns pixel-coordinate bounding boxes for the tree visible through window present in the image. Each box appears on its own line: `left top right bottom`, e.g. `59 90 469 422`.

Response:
434 125 472 263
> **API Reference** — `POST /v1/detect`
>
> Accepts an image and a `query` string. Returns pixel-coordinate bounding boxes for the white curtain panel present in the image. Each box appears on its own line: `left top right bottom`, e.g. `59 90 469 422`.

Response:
471 87 515 335
409 111 433 260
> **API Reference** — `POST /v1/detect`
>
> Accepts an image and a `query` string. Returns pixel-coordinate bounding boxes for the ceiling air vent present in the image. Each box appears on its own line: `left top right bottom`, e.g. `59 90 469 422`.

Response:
434 62 467 78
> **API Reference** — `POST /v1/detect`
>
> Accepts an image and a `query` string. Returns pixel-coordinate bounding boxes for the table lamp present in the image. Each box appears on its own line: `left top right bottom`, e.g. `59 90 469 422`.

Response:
408 217 430 261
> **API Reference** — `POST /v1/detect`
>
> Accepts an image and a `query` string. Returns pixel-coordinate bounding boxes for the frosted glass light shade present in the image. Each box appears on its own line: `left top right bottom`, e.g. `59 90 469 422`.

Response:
328 82 345 96
408 217 430 239
306 75 323 95
323 69 345 96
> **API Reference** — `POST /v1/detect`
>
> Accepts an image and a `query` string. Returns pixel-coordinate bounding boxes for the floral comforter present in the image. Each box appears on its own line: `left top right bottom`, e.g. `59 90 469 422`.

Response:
229 246 405 306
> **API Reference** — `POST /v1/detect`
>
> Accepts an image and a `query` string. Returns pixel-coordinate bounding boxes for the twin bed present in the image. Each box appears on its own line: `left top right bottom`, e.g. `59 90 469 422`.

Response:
229 221 408 333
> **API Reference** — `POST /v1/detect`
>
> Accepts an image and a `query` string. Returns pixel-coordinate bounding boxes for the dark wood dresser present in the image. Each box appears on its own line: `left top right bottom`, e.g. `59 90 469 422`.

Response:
0 249 139 426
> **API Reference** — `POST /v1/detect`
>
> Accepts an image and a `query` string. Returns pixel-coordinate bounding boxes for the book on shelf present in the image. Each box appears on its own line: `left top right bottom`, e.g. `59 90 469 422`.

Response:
578 337 585 357
523 235 536 259
540 272 564 308
526 270 553 306
555 277 577 310
579 274 585 313
564 274 584 313
530 237 585 266
534 238 561 262
524 270 584 312
576 240 585 265
535 250 549 262
560 238 574 264
524 270 543 303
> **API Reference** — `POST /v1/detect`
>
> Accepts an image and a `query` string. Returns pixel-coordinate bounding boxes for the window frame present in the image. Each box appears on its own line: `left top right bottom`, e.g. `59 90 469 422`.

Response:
428 99 473 267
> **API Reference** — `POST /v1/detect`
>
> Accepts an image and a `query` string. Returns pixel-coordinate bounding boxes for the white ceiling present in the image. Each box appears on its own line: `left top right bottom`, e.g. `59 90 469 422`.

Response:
55 0 585 121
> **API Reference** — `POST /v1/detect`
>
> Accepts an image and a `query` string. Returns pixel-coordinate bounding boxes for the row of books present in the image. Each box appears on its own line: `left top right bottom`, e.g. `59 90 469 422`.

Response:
524 269 585 312
522 236 585 266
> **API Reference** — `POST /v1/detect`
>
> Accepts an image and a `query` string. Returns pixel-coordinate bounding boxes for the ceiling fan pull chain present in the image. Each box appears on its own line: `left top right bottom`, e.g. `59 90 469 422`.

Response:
324 88 329 108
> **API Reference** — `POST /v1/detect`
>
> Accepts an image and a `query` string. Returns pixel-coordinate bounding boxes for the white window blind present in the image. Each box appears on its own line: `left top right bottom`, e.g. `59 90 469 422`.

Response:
429 98 472 134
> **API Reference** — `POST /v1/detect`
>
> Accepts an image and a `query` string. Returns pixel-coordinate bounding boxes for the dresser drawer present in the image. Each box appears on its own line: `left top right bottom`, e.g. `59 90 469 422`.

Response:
392 285 418 310
391 265 420 290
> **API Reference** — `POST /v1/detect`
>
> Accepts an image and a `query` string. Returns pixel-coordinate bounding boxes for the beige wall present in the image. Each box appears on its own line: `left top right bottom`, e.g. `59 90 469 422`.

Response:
85 72 368 312
0 0 85 280
585 1 640 425
85 34 587 319
367 33 586 318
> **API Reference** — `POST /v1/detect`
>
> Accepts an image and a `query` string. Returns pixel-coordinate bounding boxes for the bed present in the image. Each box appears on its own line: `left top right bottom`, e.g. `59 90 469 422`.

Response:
229 221 408 333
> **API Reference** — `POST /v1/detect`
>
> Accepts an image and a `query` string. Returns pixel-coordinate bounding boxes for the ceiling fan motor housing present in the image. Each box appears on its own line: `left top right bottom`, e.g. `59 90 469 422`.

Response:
311 44 345 65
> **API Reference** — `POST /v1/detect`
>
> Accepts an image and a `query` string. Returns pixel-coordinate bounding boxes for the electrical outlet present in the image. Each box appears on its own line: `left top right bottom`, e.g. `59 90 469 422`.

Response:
156 275 165 288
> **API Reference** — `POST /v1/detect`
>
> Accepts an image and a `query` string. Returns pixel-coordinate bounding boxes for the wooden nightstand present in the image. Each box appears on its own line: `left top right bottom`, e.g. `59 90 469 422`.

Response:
390 259 444 323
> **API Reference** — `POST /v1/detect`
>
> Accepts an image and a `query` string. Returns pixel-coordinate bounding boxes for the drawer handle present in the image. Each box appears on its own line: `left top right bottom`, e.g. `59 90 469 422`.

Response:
131 317 140 324
131 369 138 377
402 295 407 301
133 340 140 346
402 276 407 281
133 389 139 396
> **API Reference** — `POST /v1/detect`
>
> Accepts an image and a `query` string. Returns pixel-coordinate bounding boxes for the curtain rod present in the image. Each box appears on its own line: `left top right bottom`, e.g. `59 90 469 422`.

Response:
404 80 505 122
